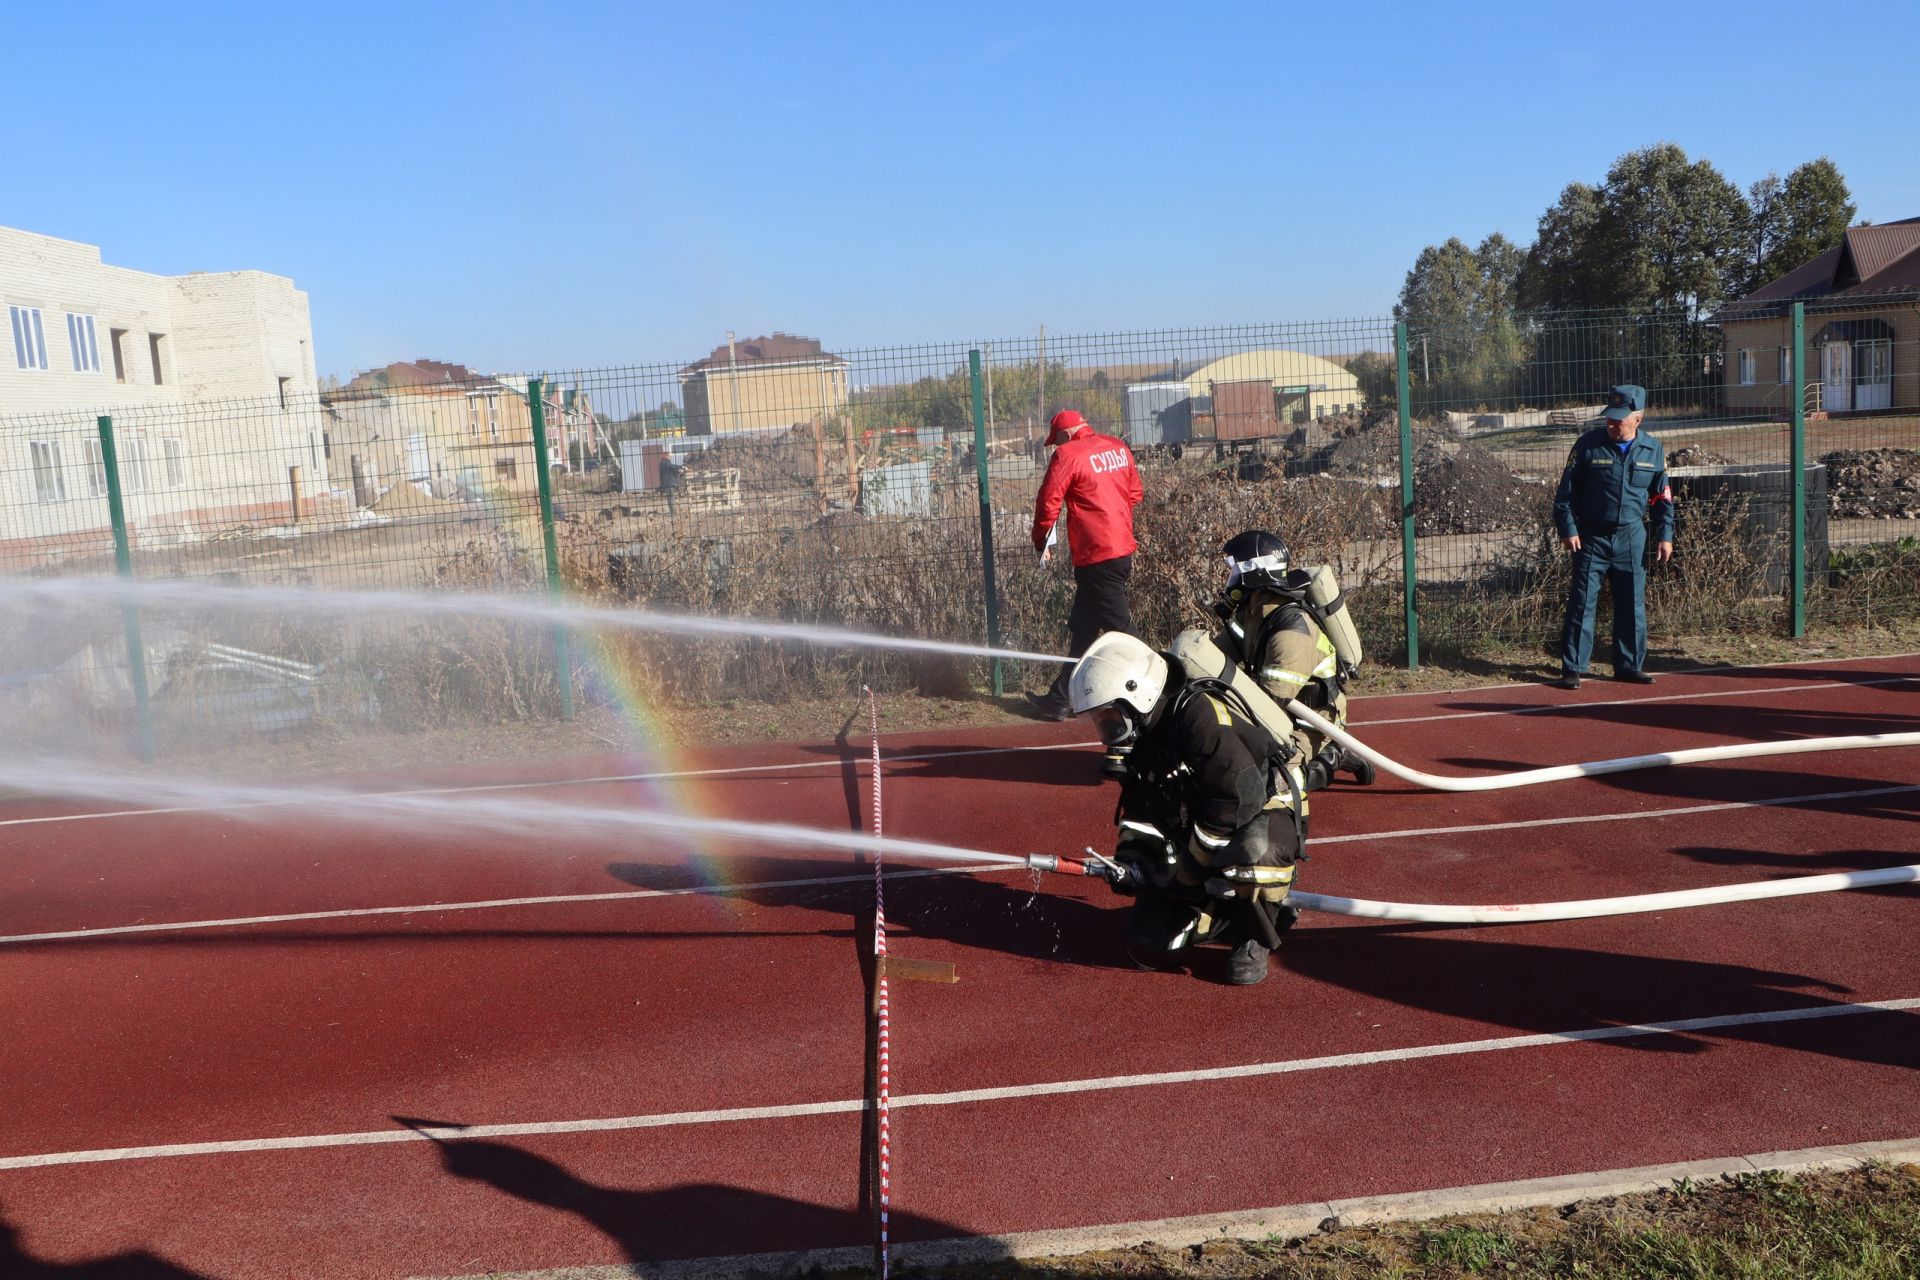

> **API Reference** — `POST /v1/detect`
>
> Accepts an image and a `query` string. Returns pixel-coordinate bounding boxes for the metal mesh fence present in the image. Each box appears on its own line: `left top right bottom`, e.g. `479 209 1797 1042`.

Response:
4 305 1917 758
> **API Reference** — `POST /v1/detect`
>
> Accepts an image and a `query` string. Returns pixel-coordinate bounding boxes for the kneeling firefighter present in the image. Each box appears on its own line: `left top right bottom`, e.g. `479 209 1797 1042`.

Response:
1214 530 1372 790
1069 630 1305 986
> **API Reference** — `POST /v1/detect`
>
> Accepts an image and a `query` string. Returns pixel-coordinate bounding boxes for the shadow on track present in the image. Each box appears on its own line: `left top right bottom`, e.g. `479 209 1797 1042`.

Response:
396 1119 996 1265
1282 929 1920 1072
0 1210 210 1278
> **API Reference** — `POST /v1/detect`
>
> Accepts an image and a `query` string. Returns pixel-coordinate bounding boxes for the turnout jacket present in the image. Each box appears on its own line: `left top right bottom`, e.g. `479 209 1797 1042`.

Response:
1222 592 1347 758
1553 429 1675 542
1031 429 1144 566
1117 678 1285 856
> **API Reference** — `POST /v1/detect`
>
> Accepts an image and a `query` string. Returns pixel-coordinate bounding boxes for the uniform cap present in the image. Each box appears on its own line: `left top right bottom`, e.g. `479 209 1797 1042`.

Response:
1603 385 1646 421
1046 409 1088 445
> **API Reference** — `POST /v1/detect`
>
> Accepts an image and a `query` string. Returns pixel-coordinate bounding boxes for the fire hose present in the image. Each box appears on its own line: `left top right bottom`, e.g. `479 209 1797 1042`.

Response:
1026 849 1920 925
1284 699 1920 793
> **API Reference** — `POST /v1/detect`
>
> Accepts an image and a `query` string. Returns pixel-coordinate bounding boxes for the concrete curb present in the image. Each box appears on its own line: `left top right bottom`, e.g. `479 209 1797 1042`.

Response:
415 1137 1920 1279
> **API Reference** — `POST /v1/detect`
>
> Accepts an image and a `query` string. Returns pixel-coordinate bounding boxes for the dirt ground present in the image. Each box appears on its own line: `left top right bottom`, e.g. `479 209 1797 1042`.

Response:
877 1163 1920 1280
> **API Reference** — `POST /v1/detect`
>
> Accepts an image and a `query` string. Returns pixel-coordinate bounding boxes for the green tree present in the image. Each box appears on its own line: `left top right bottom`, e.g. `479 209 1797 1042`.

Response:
1748 157 1856 289
1395 233 1527 406
1344 350 1397 410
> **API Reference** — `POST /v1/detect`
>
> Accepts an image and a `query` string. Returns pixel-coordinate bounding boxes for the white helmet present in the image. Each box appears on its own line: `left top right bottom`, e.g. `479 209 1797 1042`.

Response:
1068 632 1168 720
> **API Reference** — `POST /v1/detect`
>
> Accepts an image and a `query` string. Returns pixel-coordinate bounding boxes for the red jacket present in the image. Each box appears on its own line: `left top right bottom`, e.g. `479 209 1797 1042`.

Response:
1031 429 1144 566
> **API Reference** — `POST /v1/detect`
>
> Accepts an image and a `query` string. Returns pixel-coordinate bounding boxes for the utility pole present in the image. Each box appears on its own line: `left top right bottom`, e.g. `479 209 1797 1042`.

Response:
1036 324 1046 428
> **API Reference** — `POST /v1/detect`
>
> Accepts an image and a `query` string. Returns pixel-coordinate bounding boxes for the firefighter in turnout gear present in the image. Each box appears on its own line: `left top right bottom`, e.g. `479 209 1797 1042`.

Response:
1068 631 1305 986
1214 530 1373 791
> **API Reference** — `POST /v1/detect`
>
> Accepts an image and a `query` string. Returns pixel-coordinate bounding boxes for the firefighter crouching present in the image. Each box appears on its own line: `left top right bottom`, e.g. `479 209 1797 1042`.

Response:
1068 631 1305 986
1214 530 1373 791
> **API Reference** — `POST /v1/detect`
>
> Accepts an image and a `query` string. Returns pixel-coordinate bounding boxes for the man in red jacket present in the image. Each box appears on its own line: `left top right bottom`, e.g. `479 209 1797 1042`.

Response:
1027 409 1146 719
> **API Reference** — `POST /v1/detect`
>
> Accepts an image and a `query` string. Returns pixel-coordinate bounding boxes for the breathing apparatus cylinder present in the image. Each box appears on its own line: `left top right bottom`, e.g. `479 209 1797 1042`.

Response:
1303 564 1363 669
1165 628 1299 748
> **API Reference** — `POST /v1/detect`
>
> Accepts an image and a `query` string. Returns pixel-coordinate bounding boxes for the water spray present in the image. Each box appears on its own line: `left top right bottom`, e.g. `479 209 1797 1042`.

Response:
1287 699 1920 793
0 577 1069 667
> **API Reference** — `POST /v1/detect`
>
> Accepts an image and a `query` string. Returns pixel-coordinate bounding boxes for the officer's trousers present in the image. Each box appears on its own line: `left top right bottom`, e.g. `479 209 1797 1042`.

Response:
1559 523 1648 675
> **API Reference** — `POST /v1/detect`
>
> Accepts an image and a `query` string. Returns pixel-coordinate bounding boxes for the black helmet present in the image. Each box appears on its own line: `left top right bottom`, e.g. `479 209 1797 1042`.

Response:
1221 529 1291 596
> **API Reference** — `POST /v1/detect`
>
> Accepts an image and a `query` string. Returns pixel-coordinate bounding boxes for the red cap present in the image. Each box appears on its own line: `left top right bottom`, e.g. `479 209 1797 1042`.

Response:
1046 409 1088 445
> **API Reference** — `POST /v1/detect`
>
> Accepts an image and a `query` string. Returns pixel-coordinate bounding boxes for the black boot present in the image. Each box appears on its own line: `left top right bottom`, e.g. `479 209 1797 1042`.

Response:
1226 938 1270 985
1338 749 1376 785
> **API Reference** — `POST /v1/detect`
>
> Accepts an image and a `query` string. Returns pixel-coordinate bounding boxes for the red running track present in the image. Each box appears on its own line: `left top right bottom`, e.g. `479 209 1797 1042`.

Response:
3 655 1919 1277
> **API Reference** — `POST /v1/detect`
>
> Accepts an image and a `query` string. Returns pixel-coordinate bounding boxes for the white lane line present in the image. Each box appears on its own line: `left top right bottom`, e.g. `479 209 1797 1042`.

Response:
3 997 1914 1173
9 781 1917 946
1352 675 1920 728
0 741 1101 829
0 864 985 945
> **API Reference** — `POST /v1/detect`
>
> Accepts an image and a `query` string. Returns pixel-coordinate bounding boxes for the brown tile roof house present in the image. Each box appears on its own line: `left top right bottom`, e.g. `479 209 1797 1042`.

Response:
678 334 851 436
1719 218 1920 416
1737 217 1920 305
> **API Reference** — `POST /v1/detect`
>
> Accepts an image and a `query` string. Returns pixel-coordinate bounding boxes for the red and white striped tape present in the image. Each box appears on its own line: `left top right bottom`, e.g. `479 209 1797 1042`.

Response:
864 686 890 1279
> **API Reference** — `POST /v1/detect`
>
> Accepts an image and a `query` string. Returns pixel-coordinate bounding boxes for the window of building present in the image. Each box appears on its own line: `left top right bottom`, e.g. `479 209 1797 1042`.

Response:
1778 346 1792 383
122 435 148 492
487 394 500 439
10 306 49 371
148 332 167 385
31 440 67 502
278 376 291 409
162 438 185 488
67 313 101 373
495 457 517 482
1737 349 1756 385
85 438 108 497
110 328 128 382
466 396 480 435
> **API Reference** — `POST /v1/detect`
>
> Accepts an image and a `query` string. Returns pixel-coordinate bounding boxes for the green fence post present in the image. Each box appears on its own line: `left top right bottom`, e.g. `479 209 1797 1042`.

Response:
97 415 156 763
970 349 1004 696
1789 302 1806 637
527 378 575 720
1393 323 1420 670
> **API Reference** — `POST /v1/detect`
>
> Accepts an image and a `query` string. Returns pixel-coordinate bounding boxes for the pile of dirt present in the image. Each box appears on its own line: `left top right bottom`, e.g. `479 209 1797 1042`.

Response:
1821 448 1920 518
1313 415 1543 535
1668 444 1736 468
369 480 457 516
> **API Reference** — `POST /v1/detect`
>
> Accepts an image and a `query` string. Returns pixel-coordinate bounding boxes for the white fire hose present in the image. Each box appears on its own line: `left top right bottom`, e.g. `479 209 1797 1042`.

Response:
1285 699 1920 793
1289 863 1920 924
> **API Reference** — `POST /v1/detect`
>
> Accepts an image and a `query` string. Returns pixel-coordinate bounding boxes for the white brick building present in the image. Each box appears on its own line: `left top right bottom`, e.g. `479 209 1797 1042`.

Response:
0 224 326 561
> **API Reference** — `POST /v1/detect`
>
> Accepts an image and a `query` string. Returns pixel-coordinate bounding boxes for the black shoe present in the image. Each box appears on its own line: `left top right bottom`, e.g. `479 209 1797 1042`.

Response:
1023 692 1073 721
1552 673 1582 690
1615 669 1655 684
1225 938 1270 986
1337 750 1376 786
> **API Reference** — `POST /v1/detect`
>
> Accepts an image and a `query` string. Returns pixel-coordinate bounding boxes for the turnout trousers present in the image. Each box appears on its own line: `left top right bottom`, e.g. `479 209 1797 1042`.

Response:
1045 554 1136 705
1559 522 1648 676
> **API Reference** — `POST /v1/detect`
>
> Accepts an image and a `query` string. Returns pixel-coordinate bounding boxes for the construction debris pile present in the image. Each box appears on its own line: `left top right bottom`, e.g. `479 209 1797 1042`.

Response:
1821 449 1920 519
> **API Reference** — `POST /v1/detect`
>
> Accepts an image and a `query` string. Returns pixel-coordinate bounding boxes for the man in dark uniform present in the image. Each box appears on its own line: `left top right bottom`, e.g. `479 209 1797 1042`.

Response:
1551 384 1675 689
1068 631 1304 985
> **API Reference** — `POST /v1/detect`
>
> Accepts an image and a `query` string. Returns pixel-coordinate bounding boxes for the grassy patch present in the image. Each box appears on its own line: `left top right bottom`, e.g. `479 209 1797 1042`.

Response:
888 1163 1920 1279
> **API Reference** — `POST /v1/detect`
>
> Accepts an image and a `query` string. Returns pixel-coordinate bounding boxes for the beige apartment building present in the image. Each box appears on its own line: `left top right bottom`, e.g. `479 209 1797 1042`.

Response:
1 224 323 558
679 333 849 436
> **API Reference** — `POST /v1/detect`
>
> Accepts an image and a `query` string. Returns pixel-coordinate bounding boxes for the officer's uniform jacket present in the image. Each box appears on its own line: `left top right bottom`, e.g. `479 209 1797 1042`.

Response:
1553 429 1676 543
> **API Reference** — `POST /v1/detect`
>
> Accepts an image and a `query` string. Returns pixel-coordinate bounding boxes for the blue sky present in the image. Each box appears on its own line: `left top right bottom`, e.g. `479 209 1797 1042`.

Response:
6 0 1916 378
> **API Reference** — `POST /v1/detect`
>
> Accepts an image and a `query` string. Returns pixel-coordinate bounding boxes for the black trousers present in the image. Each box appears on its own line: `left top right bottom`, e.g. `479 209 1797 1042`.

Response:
1044 554 1136 705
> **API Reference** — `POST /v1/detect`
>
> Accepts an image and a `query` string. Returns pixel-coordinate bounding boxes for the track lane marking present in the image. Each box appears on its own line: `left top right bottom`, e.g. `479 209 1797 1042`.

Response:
7 782 1918 945
3 997 1914 1172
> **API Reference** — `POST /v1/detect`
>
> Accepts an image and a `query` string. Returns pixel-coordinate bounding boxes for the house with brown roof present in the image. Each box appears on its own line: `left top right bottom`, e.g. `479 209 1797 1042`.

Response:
322 359 589 500
1719 217 1920 417
678 333 849 436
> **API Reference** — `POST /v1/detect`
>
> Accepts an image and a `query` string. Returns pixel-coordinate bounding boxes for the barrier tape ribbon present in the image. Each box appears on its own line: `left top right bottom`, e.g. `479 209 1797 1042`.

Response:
864 686 890 1278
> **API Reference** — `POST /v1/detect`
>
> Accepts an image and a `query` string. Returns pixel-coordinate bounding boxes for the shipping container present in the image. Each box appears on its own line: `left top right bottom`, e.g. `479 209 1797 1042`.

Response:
1211 378 1281 441
1122 383 1193 448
